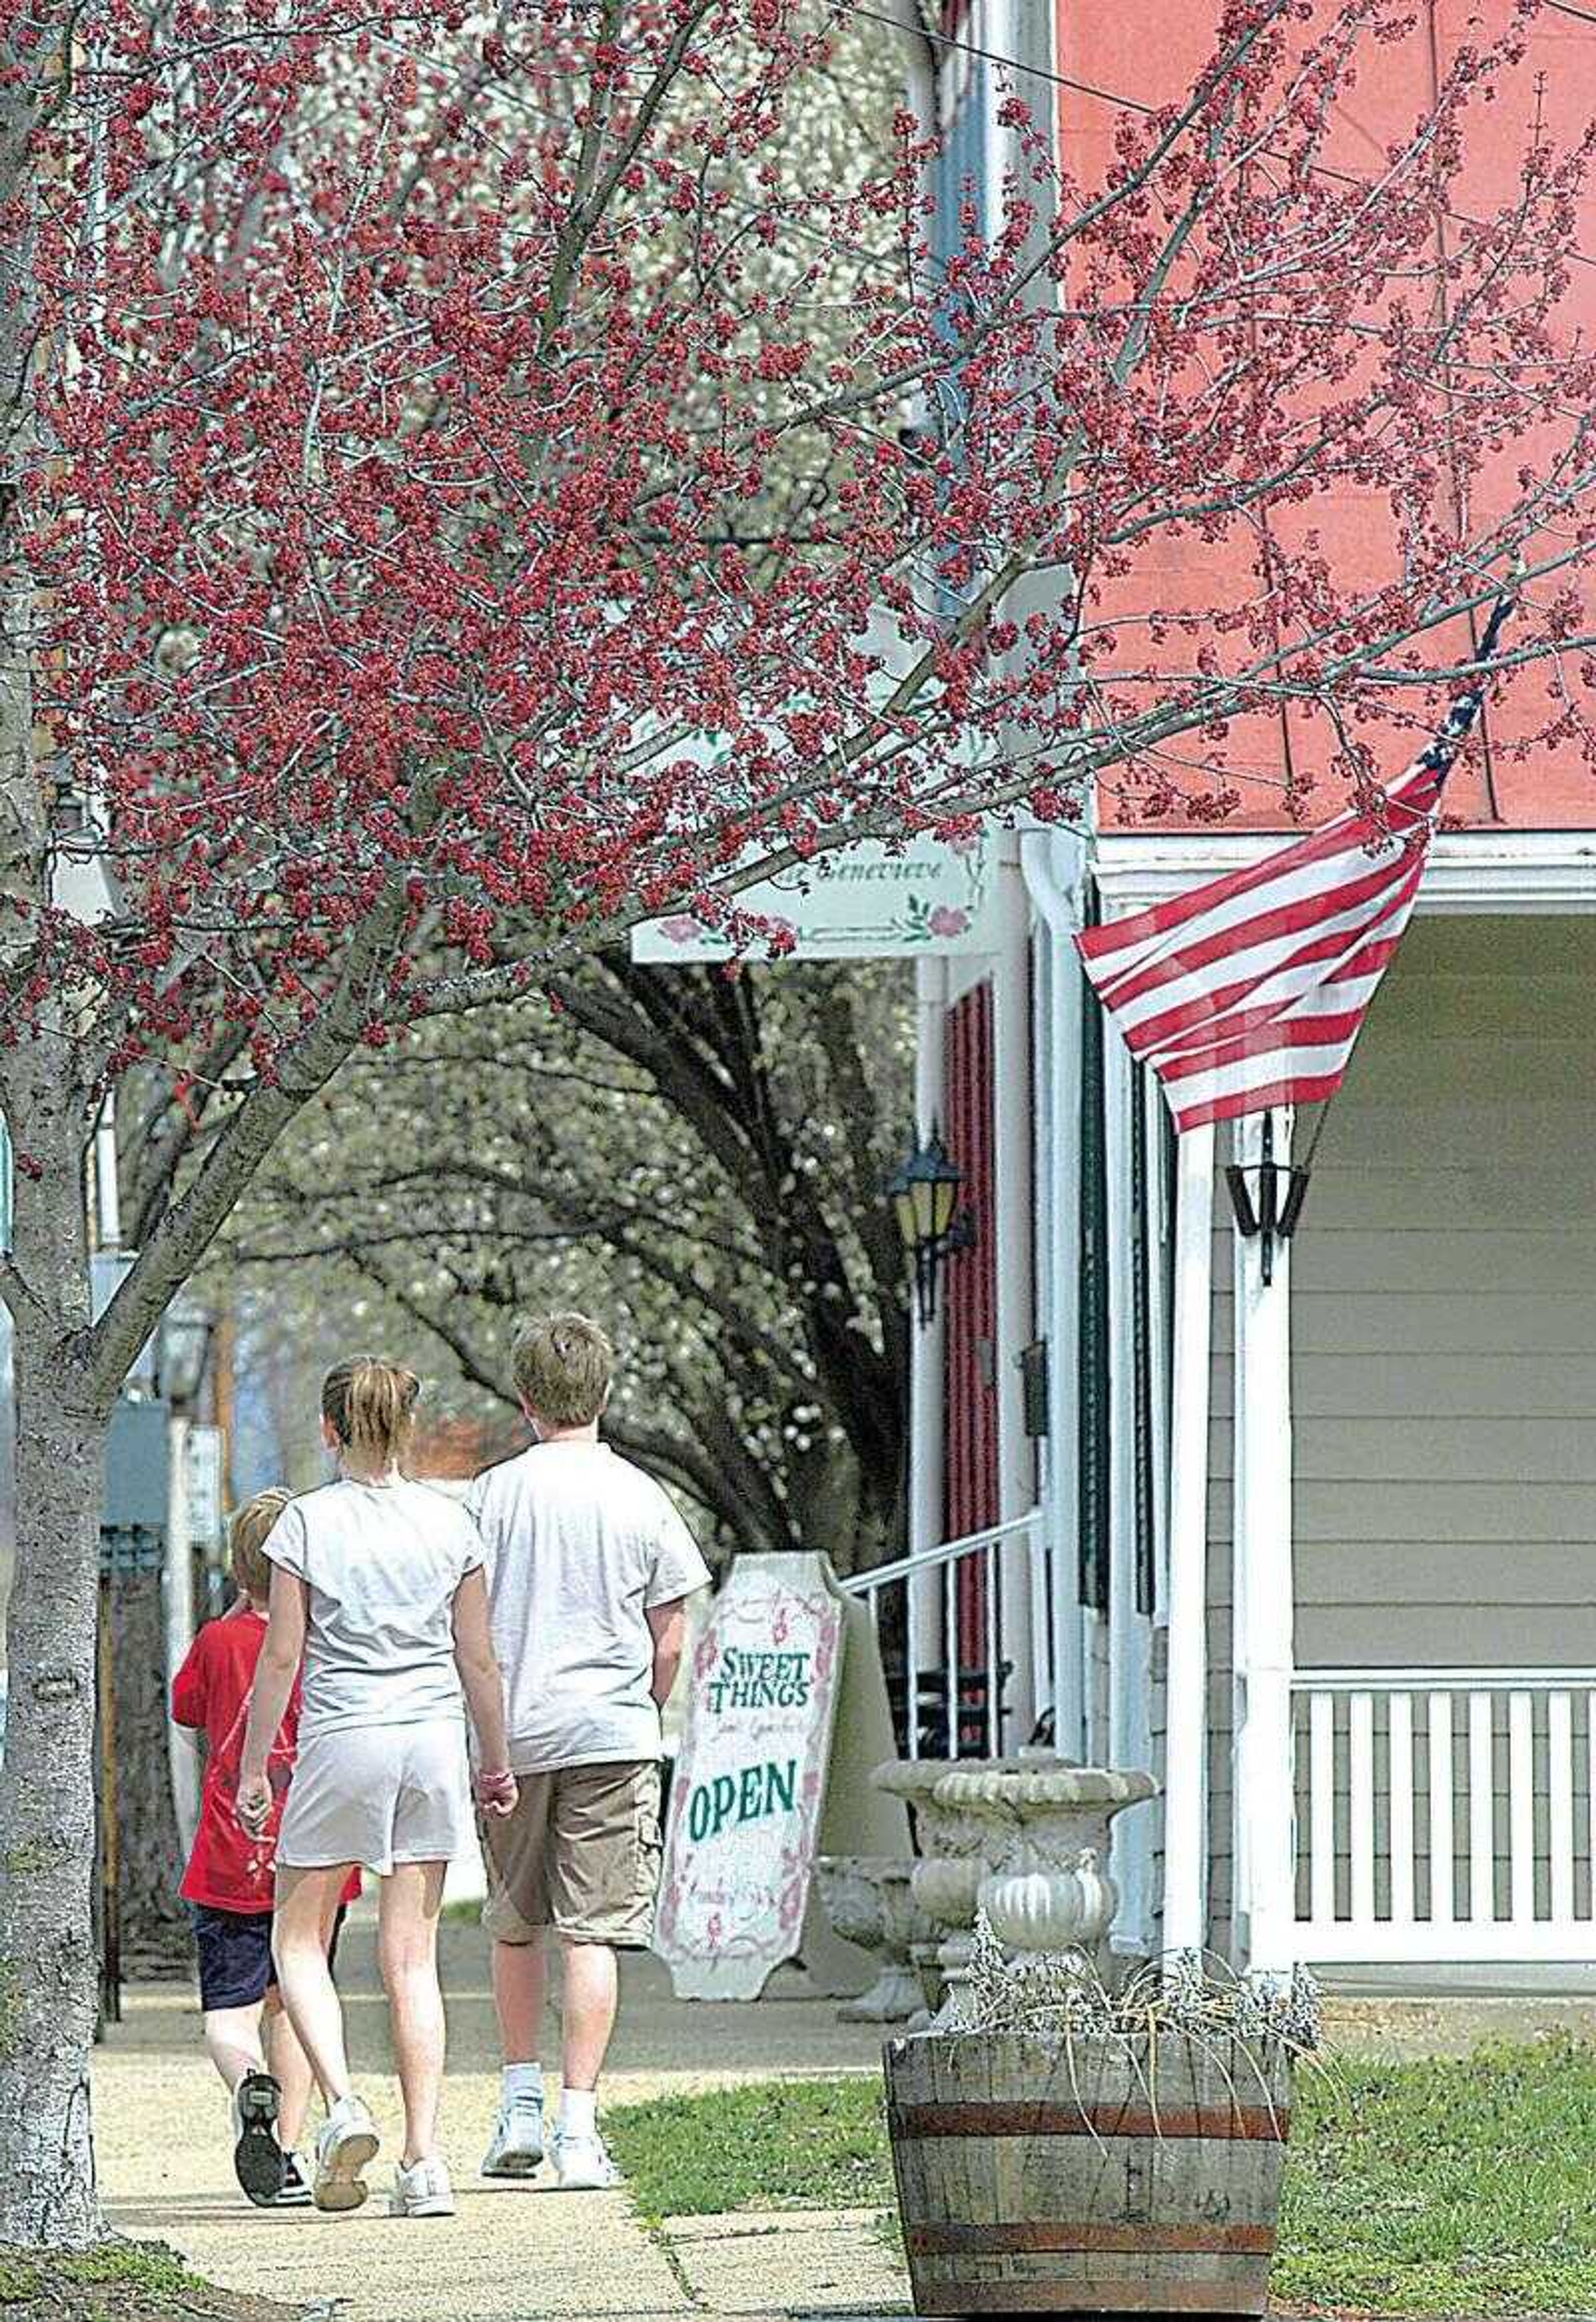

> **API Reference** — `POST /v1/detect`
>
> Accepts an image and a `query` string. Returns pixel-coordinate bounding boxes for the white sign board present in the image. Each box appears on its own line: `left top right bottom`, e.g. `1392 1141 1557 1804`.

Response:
184 1424 224 1549
633 830 998 963
656 1553 845 1999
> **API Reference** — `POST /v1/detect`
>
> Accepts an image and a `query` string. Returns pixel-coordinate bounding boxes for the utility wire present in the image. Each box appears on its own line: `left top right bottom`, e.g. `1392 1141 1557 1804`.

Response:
830 0 1596 268
845 0 1596 108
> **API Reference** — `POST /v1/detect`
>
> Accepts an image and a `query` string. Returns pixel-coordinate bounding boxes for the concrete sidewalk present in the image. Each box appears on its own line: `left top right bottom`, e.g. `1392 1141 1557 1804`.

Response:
96 1920 897 2322
94 1915 1596 2321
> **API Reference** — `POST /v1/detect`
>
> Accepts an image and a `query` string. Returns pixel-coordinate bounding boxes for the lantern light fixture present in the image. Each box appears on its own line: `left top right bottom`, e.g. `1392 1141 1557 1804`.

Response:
1223 1109 1312 1286
887 1123 977 1328
154 1294 213 1410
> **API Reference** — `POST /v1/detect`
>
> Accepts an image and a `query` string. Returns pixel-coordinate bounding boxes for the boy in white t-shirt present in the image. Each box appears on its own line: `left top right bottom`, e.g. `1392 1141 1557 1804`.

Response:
466 1313 711 2191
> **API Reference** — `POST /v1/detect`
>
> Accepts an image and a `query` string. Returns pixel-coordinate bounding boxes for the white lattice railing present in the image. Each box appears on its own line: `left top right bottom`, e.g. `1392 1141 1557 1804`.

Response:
1293 1670 1596 1963
840 1510 1044 1761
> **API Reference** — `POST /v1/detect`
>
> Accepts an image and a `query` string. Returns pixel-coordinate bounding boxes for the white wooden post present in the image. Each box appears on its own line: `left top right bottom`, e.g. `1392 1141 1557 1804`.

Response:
993 846 1037 1745
91 1093 121 1253
1230 1108 1300 1975
1161 1122 1215 1955
1105 1029 1154 1949
165 1411 201 1854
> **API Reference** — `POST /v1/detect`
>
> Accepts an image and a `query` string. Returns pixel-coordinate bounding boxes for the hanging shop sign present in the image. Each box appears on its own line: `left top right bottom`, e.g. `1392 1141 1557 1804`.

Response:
632 827 1000 963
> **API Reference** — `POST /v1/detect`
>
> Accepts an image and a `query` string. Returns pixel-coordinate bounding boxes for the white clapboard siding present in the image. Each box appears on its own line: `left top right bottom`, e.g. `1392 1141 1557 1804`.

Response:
1280 919 1596 1962
1293 917 1596 1676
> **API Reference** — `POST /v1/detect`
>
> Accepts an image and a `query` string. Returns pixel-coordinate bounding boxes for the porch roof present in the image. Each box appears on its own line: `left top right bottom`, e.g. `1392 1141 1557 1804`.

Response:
1093 828 1596 916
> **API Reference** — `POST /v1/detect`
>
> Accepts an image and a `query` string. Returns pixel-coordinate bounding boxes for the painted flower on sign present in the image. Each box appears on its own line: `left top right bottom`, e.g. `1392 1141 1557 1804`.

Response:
927 905 970 938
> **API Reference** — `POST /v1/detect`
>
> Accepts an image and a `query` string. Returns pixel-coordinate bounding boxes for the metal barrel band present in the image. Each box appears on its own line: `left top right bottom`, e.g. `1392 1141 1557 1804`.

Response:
889 2100 1290 2142
906 2221 1277 2256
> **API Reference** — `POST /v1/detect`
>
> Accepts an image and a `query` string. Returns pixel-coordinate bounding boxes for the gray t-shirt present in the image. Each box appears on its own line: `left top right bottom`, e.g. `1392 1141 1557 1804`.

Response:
266 1477 485 1740
466 1441 712 1773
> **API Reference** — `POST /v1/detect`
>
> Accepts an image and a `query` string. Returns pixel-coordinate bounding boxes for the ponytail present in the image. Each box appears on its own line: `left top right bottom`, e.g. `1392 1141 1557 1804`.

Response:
322 1357 419 1465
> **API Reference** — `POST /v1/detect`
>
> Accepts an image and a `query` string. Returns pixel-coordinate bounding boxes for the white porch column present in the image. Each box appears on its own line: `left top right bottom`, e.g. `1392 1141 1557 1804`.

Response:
1161 1124 1216 1956
91 1093 121 1252
1020 830 1087 1760
1105 1029 1153 1949
993 846 1037 1744
166 1412 201 1854
1230 1108 1300 1975
906 958 949 1753
910 957 949 1561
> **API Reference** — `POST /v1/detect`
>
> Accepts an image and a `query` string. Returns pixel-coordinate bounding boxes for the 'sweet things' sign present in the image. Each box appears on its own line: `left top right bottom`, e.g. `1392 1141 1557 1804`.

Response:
656 1554 845 1999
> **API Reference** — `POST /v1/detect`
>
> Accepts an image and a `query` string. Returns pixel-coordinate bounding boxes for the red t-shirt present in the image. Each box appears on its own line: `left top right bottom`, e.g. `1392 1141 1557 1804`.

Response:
172 1605 360 1913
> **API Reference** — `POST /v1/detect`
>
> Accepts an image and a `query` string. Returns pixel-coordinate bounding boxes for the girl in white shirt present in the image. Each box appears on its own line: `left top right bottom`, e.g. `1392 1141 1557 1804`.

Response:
239 1358 517 2219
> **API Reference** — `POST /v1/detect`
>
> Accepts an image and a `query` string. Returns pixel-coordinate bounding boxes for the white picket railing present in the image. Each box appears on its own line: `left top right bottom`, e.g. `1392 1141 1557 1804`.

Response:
840 1509 1044 1760
1293 1670 1596 1963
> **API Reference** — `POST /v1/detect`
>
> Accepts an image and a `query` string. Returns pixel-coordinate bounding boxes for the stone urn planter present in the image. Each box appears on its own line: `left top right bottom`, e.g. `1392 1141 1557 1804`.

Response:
871 1758 983 2017
813 1856 937 2024
935 1761 1158 1992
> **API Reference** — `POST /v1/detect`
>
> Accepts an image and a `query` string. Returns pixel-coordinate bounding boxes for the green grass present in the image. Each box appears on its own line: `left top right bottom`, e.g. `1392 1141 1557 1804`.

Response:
606 2076 892 2222
607 2037 1596 2315
0 2243 202 2307
1276 2037 1596 2314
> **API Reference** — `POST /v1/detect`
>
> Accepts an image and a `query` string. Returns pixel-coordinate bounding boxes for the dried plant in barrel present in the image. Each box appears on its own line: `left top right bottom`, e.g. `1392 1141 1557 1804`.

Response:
884 1932 1319 2317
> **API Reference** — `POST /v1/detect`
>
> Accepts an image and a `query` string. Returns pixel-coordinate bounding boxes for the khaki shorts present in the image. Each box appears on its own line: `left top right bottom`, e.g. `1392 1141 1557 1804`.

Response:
483 1760 662 1948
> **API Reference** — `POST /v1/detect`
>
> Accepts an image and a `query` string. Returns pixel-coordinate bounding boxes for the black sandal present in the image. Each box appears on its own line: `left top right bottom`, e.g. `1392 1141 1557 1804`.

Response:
233 2069 287 2207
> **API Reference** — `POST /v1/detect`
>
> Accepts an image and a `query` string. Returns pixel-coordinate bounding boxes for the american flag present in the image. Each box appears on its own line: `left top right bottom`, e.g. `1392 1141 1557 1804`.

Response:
1075 599 1512 1134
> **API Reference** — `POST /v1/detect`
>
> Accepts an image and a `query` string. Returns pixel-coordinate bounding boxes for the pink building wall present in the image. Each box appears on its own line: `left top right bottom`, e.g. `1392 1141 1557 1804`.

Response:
1054 1 1596 831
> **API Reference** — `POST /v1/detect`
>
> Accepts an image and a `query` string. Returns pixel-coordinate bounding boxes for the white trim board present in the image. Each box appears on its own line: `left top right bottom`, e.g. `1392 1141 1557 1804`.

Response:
1094 829 1596 914
1298 1923 1596 1965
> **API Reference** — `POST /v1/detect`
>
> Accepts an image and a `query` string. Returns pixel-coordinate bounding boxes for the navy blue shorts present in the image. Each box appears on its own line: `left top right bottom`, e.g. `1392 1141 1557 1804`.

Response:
191 1904 347 2013
192 1905 274 2012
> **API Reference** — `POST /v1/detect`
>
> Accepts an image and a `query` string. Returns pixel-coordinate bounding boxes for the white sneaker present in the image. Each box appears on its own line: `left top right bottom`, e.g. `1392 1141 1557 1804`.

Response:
271 2150 314 2209
553 2130 620 2191
389 2155 456 2219
481 2092 545 2179
314 2094 380 2213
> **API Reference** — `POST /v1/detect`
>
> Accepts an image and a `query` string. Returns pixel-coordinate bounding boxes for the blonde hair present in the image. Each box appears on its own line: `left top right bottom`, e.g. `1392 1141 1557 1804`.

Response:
321 1357 420 1463
512 1312 614 1428
230 1487 293 1603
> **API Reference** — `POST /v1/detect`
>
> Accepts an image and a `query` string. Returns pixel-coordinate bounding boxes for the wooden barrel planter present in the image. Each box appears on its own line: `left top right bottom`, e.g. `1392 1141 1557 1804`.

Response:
884 2029 1292 2316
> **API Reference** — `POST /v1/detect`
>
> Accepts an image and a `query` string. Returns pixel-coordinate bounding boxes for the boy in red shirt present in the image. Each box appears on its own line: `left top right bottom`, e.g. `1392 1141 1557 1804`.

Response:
172 1488 357 2207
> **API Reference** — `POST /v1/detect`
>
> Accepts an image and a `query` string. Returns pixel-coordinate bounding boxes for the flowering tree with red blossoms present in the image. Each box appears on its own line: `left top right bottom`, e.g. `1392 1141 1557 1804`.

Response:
3 0 1596 2244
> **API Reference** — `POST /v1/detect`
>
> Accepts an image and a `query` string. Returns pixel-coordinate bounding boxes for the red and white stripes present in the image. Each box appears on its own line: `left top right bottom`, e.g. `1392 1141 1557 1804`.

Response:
1075 762 1440 1132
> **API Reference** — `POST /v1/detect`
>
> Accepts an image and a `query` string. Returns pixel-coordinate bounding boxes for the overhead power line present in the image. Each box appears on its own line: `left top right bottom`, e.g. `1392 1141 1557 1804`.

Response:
830 0 1596 269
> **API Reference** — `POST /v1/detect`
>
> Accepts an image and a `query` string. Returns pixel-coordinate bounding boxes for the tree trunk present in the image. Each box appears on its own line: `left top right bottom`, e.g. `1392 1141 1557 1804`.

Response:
0 1077 106 2248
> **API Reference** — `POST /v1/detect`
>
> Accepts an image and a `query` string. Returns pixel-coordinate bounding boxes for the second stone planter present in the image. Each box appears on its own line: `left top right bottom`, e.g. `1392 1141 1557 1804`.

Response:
873 1757 1004 2024
813 1855 938 2024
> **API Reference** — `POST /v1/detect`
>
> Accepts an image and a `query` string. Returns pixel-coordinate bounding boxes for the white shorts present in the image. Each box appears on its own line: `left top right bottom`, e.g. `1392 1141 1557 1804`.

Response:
278 1718 472 1876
